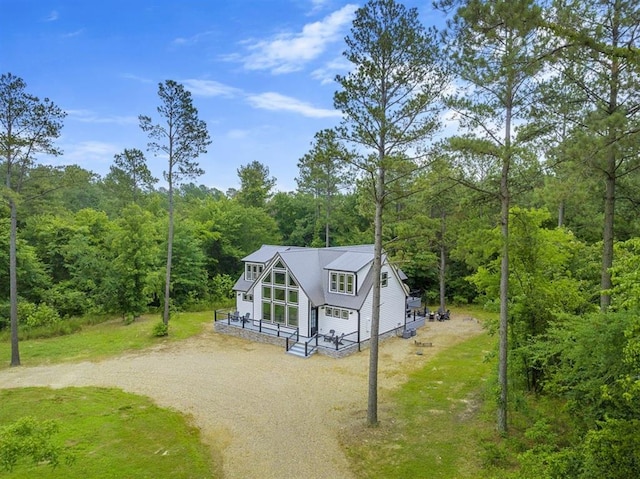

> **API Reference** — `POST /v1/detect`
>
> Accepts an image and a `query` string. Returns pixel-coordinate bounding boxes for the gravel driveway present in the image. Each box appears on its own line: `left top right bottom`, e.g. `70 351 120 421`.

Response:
0 316 484 479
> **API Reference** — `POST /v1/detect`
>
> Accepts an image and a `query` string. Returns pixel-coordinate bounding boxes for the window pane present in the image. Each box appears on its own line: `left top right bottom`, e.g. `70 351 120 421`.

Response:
346 275 354 294
338 274 345 292
341 309 349 319
262 286 271 299
330 273 337 292
288 306 298 326
288 275 298 287
274 304 285 324
274 287 286 302
326 307 332 317
274 271 286 285
262 302 271 321
262 271 272 283
288 289 298 304
274 260 285 269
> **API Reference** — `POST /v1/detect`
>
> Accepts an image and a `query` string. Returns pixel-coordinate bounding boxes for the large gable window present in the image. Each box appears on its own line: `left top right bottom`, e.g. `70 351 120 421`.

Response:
261 261 300 327
329 271 355 295
245 263 263 281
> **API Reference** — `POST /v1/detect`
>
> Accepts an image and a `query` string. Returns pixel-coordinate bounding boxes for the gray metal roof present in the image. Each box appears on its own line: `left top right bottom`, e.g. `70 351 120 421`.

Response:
242 245 297 263
324 250 374 273
237 244 401 310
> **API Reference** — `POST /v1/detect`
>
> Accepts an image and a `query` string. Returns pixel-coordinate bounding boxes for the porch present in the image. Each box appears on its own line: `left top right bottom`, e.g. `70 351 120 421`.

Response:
213 309 361 358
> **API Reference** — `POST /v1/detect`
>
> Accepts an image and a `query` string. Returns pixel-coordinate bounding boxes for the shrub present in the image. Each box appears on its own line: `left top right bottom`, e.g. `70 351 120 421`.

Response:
152 321 169 337
18 302 61 329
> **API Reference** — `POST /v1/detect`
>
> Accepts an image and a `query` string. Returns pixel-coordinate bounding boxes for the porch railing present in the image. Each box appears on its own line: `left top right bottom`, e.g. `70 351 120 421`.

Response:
214 309 299 339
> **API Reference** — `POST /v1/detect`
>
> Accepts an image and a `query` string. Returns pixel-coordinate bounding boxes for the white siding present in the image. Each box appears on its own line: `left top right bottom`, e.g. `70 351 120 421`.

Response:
318 307 358 337
236 292 253 318
360 293 373 341
379 264 407 334
358 264 406 341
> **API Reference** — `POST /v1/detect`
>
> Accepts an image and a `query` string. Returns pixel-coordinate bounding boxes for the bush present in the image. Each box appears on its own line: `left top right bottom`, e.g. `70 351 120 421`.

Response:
152 321 169 337
18 302 61 329
210 274 235 302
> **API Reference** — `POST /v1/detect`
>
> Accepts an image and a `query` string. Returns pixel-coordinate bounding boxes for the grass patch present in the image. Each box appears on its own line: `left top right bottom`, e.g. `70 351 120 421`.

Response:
0 311 214 369
0 387 219 478
343 326 498 478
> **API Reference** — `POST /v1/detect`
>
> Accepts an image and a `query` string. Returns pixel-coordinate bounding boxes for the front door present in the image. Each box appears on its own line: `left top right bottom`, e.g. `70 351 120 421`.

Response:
310 307 318 336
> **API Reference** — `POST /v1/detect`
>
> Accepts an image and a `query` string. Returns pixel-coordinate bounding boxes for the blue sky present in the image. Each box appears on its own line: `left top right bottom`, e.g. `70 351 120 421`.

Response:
2 0 441 193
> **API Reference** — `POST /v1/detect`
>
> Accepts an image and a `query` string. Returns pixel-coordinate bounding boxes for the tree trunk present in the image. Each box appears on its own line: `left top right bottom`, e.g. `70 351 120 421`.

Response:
439 209 446 312
557 200 565 228
367 166 384 427
9 198 20 367
163 181 174 326
497 72 514 435
600 47 619 312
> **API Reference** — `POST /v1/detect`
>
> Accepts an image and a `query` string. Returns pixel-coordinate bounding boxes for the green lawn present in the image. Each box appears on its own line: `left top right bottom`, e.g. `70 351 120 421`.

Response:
0 311 214 369
0 387 219 478
343 306 499 478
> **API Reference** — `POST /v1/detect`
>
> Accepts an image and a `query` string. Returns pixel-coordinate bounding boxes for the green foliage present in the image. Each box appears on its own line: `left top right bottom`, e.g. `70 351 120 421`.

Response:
0 416 74 472
210 274 235 303
581 418 640 479
152 320 169 337
610 238 640 310
235 160 276 208
18 301 61 328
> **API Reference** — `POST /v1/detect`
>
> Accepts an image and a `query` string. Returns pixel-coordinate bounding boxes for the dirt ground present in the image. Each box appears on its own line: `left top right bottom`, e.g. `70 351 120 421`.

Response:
0 315 484 479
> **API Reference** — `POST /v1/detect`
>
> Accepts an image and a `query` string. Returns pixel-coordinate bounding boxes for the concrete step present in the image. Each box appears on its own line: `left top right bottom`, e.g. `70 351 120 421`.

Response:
286 342 314 358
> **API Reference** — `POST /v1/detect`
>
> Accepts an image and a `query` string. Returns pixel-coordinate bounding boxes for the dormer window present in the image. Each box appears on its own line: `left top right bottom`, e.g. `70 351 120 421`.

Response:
329 271 355 295
245 263 263 281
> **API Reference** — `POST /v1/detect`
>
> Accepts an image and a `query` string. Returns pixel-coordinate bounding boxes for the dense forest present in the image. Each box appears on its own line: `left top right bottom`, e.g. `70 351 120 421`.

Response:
2 0 639 477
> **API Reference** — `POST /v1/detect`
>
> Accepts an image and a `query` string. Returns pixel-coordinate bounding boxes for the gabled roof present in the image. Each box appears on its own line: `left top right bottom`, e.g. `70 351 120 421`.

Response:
242 245 300 263
237 244 406 311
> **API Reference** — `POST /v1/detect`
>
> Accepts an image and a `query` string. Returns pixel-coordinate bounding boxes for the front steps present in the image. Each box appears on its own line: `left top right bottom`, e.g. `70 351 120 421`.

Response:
286 342 315 358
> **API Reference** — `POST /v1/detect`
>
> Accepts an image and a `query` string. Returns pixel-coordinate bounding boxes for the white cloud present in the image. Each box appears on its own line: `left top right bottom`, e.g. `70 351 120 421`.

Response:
121 73 154 84
172 30 215 47
246 92 341 118
181 79 242 98
66 109 138 125
59 140 120 166
226 129 250 140
62 28 85 38
237 4 357 74
45 10 59 22
311 56 351 85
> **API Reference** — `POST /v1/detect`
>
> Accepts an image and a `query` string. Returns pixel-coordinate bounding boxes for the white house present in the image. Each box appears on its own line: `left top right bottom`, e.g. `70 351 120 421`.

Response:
230 244 411 351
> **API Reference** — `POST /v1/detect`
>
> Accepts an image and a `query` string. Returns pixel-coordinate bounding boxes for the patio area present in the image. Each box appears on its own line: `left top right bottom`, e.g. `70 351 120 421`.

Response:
213 309 361 358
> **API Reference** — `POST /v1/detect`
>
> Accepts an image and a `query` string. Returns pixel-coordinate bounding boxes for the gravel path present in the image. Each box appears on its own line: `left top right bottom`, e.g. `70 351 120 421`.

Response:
0 316 484 479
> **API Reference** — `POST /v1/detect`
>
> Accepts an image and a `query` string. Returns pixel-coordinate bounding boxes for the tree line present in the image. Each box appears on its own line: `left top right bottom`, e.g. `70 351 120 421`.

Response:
2 0 639 476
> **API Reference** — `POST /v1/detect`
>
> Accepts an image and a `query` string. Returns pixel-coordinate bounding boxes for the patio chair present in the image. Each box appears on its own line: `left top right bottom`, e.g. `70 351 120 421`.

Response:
230 311 240 321
335 333 345 346
242 312 250 323
323 329 335 342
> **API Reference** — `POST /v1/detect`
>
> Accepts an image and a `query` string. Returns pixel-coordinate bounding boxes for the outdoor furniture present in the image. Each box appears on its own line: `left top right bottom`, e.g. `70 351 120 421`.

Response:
323 329 335 342
334 333 345 346
230 311 240 321
241 312 250 323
